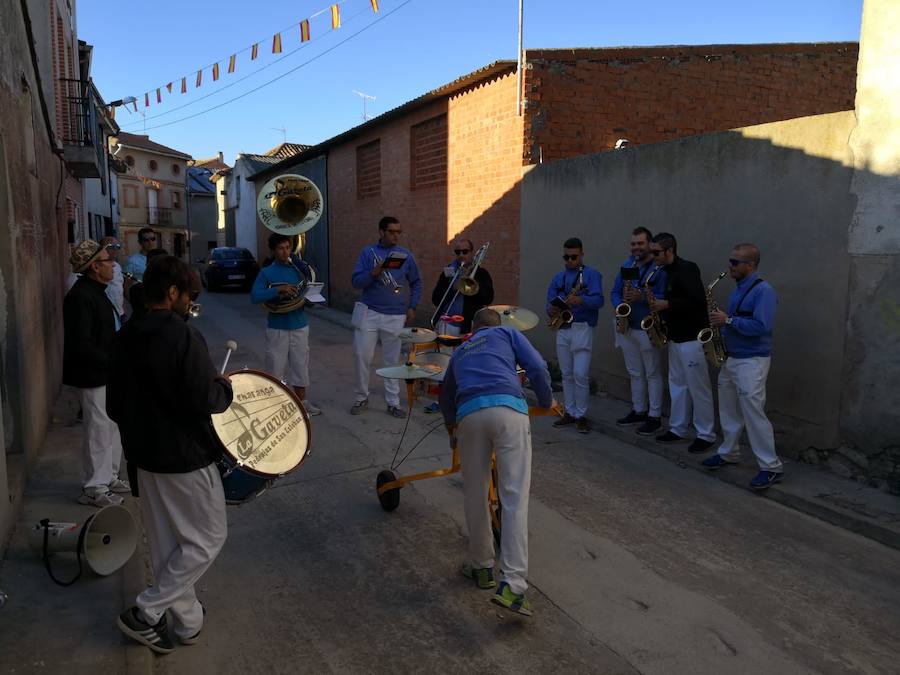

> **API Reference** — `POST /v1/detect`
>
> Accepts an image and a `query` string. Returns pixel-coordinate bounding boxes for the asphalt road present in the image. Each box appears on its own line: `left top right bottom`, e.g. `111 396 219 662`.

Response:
167 288 900 675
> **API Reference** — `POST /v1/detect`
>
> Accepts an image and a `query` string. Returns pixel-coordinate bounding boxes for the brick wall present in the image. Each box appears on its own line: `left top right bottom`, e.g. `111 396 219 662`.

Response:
523 43 859 164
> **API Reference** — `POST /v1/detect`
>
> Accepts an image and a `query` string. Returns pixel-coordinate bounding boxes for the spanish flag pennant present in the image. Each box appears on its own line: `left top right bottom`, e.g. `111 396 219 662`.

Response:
144 92 150 108
272 33 282 53
331 4 340 29
251 43 259 60
370 0 379 12
196 70 203 87
300 19 310 42
156 88 162 103
166 82 173 93
181 77 187 94
228 54 236 74
212 63 220 81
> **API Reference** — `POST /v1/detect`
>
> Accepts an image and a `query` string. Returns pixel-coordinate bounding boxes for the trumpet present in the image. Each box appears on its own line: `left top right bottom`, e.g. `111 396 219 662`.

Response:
640 266 668 348
372 249 402 294
456 242 490 296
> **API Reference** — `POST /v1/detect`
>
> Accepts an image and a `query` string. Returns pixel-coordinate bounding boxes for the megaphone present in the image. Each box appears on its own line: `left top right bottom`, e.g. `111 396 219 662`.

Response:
29 505 137 586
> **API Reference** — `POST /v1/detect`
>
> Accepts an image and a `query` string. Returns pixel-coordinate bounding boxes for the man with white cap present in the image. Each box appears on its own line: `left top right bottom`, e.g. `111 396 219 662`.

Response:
63 240 130 506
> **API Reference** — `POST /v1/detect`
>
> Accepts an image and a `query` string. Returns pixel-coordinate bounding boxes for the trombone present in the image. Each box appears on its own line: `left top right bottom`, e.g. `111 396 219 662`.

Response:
430 242 490 328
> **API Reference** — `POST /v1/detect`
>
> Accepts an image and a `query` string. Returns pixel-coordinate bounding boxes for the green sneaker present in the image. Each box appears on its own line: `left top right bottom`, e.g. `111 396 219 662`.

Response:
460 563 496 589
490 582 533 616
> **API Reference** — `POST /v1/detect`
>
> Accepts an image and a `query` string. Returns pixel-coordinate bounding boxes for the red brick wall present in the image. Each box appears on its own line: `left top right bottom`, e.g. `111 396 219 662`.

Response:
523 43 859 164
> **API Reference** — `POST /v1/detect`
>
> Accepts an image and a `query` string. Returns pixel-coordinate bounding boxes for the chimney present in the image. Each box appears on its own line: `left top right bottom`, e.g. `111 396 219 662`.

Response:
218 151 224 163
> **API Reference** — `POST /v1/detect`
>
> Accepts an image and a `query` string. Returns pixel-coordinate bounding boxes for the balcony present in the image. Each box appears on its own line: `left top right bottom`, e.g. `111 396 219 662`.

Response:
59 78 102 178
148 207 173 226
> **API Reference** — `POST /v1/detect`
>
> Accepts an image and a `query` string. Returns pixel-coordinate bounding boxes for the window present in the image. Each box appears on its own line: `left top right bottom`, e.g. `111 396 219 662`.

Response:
122 183 138 208
356 140 381 199
172 163 181 176
172 190 182 209
125 155 135 167
410 114 447 190
148 159 158 172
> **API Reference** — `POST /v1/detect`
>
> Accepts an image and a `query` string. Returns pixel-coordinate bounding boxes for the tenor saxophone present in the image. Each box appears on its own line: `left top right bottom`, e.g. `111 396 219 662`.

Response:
697 271 728 367
548 266 585 330
640 265 668 348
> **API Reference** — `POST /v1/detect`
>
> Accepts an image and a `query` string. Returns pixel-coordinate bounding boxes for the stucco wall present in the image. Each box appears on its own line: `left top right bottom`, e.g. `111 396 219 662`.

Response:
520 112 857 458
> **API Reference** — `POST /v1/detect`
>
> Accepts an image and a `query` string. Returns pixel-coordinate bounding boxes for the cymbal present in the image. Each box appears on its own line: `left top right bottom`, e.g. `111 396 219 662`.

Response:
488 305 539 331
376 363 445 380
398 327 437 344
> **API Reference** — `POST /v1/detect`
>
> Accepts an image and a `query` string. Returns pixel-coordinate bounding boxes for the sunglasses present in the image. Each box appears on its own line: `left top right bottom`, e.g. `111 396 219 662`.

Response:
454 248 471 255
385 229 402 235
562 254 581 261
729 258 752 266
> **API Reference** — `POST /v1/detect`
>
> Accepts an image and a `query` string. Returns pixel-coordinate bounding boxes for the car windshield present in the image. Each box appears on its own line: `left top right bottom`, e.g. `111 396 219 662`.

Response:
212 249 254 261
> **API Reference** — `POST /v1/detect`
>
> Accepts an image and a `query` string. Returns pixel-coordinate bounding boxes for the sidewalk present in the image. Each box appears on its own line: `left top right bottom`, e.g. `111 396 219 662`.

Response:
0 388 151 675
310 304 900 552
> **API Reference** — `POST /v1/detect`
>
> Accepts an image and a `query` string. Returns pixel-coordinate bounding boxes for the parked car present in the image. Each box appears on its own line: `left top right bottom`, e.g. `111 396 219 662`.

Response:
203 247 259 291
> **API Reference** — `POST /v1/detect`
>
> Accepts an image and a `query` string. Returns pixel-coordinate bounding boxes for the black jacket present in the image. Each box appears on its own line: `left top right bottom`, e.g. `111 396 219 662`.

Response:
107 310 233 473
63 276 118 388
431 266 494 333
660 257 709 343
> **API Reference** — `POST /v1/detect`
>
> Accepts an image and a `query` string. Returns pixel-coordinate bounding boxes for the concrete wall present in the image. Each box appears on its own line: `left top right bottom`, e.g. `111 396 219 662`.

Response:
520 112 857 460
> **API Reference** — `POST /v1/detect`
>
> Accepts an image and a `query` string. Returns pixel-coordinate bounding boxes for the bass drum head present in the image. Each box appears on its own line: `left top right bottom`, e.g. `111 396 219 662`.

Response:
212 370 311 477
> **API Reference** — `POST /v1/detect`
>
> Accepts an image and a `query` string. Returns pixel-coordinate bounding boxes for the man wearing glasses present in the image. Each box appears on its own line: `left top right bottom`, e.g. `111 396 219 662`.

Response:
545 237 604 434
350 216 423 418
702 244 783 490
124 227 158 281
611 227 667 436
648 233 716 453
430 238 494 336
63 240 130 507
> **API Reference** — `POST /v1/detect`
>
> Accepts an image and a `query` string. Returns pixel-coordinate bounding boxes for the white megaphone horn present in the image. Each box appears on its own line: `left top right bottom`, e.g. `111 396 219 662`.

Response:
29 505 137 586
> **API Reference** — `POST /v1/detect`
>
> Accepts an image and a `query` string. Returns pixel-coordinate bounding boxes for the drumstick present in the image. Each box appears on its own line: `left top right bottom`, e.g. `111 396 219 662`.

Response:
222 340 238 374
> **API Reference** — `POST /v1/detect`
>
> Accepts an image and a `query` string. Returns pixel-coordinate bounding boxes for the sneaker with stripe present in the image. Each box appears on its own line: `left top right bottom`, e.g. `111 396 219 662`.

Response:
460 562 496 589
117 607 174 654
490 581 533 617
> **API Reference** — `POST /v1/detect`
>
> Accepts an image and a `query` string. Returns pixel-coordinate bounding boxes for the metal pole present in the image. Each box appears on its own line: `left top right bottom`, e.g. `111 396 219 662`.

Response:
516 0 524 116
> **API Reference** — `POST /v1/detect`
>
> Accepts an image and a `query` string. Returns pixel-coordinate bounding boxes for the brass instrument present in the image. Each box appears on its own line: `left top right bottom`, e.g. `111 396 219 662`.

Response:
615 260 639 334
256 174 324 236
548 265 585 330
640 266 668 348
456 242 490 296
372 249 402 295
262 258 317 314
698 271 728 367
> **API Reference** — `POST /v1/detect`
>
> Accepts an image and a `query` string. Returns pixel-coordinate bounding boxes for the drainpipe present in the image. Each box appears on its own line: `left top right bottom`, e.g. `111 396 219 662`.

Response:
516 0 524 116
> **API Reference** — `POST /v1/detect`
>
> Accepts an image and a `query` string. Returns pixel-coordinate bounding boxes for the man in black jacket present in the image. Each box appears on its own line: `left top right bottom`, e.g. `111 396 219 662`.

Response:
63 240 129 507
648 233 716 453
109 256 233 654
431 238 494 335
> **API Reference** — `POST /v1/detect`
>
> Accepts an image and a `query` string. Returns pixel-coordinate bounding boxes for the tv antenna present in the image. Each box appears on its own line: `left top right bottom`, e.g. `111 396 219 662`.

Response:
352 90 376 122
270 126 287 143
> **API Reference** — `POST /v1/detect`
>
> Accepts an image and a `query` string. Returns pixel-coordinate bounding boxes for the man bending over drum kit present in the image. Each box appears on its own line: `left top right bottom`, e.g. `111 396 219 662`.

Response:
108 256 233 654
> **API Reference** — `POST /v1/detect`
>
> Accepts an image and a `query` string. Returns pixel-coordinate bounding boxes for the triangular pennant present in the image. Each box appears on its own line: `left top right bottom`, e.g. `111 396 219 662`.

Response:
331 4 340 29
228 54 236 74
251 43 259 60
132 99 139 112
212 63 220 81
370 0 379 12
181 77 187 94
156 88 162 103
144 92 150 107
273 33 282 53
300 19 310 42
196 70 202 87
166 82 173 93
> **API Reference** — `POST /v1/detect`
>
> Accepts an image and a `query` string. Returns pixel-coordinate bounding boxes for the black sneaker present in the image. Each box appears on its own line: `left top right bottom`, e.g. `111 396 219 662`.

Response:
576 417 591 434
616 410 648 426
117 607 175 654
688 438 715 454
656 431 687 444
553 413 577 427
636 417 662 435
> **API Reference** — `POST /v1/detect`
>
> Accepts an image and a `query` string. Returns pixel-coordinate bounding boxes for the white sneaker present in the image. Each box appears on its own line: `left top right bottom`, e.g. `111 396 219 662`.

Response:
109 478 132 494
77 490 124 507
303 401 322 416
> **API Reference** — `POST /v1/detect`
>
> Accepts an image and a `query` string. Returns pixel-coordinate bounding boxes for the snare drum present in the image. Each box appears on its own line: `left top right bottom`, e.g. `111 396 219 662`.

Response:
211 369 311 505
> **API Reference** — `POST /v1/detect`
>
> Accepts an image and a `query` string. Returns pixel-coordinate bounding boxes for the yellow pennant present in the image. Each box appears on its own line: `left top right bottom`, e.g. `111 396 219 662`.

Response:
331 4 340 29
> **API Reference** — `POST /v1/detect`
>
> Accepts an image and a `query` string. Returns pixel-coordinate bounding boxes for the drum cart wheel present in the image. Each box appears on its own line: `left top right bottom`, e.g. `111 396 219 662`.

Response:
376 470 401 512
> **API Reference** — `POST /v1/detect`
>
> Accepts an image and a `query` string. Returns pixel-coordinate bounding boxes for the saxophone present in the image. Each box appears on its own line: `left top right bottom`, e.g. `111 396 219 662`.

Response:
548 265 585 330
614 260 638 334
698 271 728 367
640 265 668 348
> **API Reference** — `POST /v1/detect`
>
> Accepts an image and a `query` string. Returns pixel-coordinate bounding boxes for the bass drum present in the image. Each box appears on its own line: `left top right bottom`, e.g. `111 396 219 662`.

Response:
211 369 312 505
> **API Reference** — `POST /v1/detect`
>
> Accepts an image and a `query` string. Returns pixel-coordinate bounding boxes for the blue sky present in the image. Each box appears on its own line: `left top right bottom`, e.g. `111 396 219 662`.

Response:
78 0 863 164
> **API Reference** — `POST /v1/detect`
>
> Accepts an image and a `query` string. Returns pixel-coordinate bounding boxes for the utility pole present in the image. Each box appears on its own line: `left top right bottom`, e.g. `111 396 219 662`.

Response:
353 90 376 122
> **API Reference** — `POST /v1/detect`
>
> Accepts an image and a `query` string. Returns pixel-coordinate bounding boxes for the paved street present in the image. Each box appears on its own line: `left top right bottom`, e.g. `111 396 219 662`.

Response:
156 288 900 675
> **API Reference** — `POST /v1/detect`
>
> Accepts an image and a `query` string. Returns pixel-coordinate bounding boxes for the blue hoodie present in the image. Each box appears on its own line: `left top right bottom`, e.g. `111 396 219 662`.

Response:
440 326 553 426
351 242 422 315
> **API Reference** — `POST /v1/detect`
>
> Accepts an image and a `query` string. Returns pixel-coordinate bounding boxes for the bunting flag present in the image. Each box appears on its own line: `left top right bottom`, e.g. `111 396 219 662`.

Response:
331 4 340 29
144 92 150 108
251 43 259 60
300 19 311 42
212 63 220 81
196 70 202 87
181 77 187 94
156 88 162 103
228 54 236 74
166 82 173 93
370 0 379 12
132 99 139 112
272 32 282 53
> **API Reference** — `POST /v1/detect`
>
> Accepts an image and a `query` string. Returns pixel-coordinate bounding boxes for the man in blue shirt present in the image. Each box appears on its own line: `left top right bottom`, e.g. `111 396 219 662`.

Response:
251 233 321 415
439 308 554 617
350 216 422 418
611 227 668 436
123 227 158 281
702 243 783 490
545 237 604 434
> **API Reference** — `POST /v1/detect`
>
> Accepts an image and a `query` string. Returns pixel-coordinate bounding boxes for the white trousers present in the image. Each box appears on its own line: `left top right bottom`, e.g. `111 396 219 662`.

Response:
136 464 227 639
265 326 310 388
556 322 593 419
458 406 532 595
716 357 783 471
353 307 405 407
79 386 122 494
667 340 716 441
617 326 664 417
